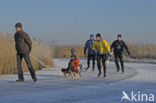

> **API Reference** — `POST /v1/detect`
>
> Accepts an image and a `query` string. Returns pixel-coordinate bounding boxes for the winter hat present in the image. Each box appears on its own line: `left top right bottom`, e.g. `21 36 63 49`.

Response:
96 33 101 37
90 34 94 37
71 48 76 55
15 22 22 28
117 34 122 37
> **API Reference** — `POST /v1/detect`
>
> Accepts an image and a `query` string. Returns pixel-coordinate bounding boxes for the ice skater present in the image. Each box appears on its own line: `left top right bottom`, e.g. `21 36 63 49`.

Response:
84 34 96 71
92 33 111 77
111 34 130 73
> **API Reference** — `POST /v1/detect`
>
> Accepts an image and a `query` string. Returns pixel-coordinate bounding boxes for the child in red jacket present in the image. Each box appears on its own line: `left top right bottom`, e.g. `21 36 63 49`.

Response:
71 55 79 72
61 54 80 77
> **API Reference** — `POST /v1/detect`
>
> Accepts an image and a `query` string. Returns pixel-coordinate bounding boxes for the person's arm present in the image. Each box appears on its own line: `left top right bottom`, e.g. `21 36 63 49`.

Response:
92 41 96 50
84 40 88 55
14 34 17 50
73 59 79 71
92 41 98 54
110 41 114 52
14 34 16 43
123 41 130 55
104 40 111 52
24 33 32 52
75 59 79 67
103 40 111 56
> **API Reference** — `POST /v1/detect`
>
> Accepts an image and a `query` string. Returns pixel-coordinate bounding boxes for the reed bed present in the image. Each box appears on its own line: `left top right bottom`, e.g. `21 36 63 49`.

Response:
0 33 53 74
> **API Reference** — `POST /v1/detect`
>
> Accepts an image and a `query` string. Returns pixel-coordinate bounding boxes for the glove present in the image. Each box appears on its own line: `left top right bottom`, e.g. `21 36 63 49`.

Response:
107 52 112 56
94 49 97 53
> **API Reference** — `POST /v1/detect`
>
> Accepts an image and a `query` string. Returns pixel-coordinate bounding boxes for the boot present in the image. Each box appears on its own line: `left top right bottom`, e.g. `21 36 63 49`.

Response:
97 72 101 77
122 68 124 73
104 73 106 77
16 79 24 83
86 67 89 71
117 68 120 72
33 77 37 82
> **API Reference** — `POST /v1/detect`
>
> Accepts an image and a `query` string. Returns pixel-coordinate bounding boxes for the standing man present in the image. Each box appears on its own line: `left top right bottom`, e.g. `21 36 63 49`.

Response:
111 34 130 73
84 34 96 71
14 22 37 82
92 33 111 77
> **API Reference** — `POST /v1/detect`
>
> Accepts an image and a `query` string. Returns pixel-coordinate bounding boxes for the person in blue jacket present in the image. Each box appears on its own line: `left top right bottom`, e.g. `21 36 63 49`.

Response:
84 34 96 71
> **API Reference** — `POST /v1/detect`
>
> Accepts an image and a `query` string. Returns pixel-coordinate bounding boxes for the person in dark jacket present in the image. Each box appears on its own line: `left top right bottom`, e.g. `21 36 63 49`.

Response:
84 34 96 71
14 22 37 82
111 34 130 73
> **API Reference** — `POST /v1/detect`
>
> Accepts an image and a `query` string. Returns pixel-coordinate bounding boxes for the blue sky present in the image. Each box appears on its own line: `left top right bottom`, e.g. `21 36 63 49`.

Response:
0 0 156 45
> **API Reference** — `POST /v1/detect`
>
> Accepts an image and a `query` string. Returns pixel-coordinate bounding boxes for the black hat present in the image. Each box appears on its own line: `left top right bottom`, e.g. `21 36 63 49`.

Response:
96 33 101 37
117 34 122 37
15 22 22 28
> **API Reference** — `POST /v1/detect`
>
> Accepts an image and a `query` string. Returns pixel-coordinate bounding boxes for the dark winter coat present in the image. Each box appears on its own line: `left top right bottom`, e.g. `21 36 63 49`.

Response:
14 30 32 54
84 39 96 55
111 40 130 55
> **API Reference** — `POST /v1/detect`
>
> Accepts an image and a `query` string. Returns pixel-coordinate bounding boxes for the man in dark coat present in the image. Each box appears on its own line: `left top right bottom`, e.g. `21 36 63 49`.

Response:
111 34 130 73
14 22 37 82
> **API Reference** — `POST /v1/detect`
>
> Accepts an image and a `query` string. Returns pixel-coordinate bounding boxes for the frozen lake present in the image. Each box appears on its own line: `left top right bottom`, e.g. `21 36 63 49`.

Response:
0 58 155 103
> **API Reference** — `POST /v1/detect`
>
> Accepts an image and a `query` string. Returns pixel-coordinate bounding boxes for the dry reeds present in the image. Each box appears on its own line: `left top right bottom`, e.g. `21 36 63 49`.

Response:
53 42 156 59
53 45 84 58
1 31 156 75
0 32 53 74
128 42 156 59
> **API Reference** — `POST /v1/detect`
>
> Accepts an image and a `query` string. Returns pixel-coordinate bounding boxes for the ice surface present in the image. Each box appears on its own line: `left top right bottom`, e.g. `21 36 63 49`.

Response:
0 58 155 103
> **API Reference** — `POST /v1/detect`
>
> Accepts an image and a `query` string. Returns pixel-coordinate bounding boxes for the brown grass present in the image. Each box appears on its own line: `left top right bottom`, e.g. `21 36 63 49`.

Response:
128 42 156 59
53 45 84 58
53 42 156 59
0 33 53 74
1 32 156 75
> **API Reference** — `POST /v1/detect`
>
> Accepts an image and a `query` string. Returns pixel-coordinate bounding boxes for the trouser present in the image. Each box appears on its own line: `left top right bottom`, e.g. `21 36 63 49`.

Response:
87 54 96 68
17 53 36 80
97 54 106 74
114 53 124 72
